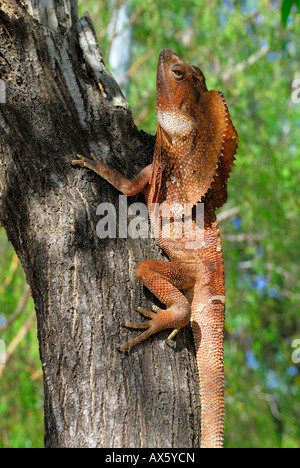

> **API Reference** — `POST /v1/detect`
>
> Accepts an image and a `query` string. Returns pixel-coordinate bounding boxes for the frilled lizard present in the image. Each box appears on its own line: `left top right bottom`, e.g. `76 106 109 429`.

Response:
72 49 238 448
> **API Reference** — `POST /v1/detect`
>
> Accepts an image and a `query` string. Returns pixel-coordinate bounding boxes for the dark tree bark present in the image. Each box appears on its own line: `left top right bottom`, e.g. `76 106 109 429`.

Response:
0 0 201 448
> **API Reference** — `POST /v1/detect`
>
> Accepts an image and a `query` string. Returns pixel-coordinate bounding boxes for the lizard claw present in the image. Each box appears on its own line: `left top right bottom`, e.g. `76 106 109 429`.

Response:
117 306 159 351
117 304 182 351
90 153 98 162
121 306 156 329
71 154 86 167
71 153 110 176
134 306 157 319
71 153 104 174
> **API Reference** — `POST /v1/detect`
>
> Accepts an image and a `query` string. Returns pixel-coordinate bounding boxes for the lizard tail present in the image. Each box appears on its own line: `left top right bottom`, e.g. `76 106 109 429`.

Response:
191 300 225 448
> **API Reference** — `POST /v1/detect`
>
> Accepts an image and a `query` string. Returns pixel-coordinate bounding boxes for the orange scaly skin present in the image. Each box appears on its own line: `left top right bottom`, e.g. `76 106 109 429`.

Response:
72 49 238 448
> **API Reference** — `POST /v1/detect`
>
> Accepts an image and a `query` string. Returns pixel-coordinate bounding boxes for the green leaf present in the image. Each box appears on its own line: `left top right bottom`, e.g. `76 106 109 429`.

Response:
281 0 294 26
296 0 300 10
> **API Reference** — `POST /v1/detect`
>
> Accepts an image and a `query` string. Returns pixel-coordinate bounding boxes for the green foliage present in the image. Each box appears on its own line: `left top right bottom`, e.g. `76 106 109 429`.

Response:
281 0 300 27
1 0 299 448
0 228 44 448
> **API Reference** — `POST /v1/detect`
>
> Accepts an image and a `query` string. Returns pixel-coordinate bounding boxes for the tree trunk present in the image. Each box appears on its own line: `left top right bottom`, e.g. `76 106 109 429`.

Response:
0 0 201 448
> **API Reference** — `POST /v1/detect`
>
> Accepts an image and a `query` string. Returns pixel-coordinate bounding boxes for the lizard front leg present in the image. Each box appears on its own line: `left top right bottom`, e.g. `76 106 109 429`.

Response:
72 153 152 196
119 260 197 350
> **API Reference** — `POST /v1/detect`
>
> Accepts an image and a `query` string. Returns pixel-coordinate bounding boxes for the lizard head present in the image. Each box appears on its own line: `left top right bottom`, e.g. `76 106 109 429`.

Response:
156 48 208 137
153 49 238 208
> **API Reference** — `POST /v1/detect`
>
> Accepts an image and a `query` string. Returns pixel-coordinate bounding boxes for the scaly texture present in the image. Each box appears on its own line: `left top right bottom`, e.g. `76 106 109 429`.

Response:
72 49 238 448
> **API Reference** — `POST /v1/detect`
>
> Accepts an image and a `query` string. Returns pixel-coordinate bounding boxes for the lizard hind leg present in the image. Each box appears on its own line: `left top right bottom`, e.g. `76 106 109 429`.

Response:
118 307 160 351
118 260 196 351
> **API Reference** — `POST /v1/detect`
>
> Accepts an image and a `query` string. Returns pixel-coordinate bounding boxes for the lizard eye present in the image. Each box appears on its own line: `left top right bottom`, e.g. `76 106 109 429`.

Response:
171 66 185 81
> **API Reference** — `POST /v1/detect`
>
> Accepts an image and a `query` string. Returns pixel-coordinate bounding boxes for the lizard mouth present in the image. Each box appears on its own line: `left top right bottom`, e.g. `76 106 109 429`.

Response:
159 48 181 61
